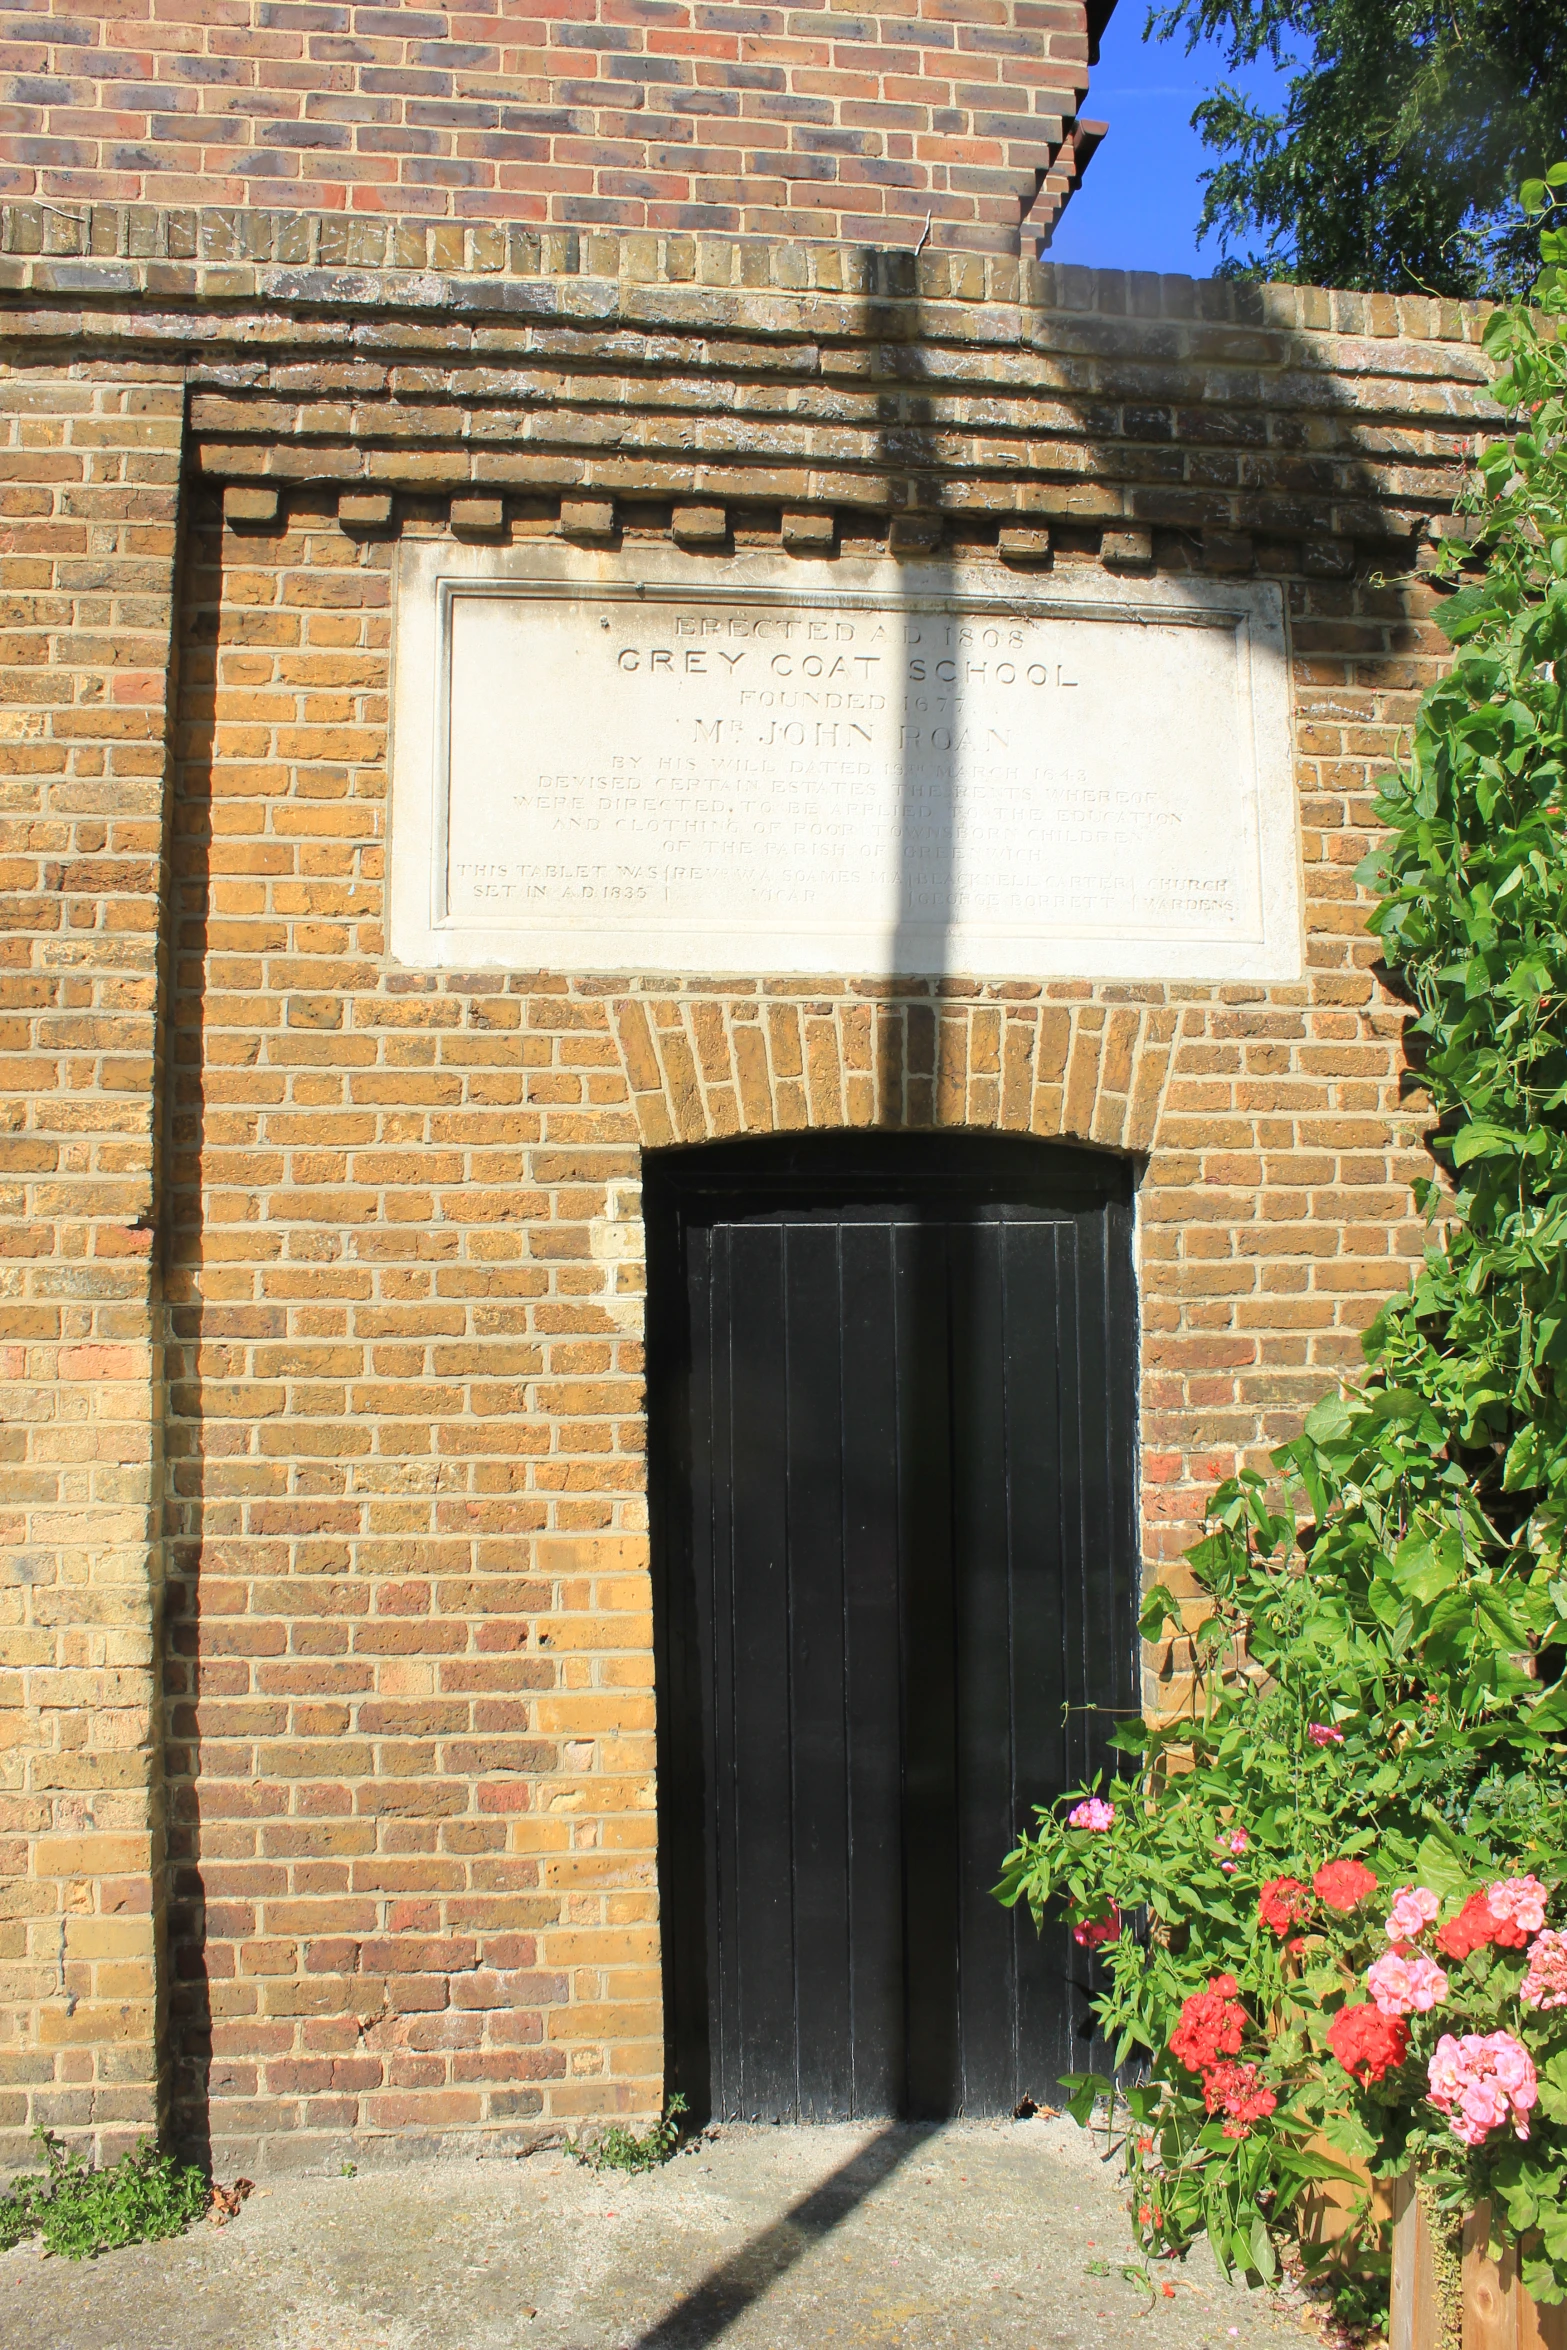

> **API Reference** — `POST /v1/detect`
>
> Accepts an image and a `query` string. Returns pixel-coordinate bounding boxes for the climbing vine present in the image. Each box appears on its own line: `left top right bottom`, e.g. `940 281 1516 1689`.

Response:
999 169 1567 2313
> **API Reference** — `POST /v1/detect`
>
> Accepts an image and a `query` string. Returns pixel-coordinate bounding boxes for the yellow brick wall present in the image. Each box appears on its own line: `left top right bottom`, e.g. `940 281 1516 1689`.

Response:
0 373 183 2160
153 484 1445 2167
0 226 1500 2169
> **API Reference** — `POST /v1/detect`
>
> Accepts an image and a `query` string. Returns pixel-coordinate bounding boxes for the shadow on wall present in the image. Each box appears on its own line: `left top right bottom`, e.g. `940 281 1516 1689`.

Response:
160 526 222 2171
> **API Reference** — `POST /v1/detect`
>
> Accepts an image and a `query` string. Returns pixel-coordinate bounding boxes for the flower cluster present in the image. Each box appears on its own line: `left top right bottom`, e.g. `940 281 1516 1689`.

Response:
1167 1979 1278 2139
1327 2003 1410 2087
1200 2060 1277 2140
1488 1877 1549 1940
1521 1928 1567 2012
1313 1859 1378 1913
1307 1724 1344 1747
1438 1892 1508 1961
1258 1876 1309 1936
1386 1886 1441 1942
1427 2031 1538 2147
1071 1904 1121 1950
1169 1975 1247 2071
1366 1949 1449 2016
1067 1798 1114 1832
1436 1875 1550 1960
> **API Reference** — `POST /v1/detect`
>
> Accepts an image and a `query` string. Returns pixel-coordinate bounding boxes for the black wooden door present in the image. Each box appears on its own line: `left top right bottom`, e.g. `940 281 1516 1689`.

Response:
646 1133 1138 2123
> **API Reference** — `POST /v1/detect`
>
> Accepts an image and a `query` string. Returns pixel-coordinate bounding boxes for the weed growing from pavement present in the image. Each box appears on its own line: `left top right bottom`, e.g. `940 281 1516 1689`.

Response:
574 2094 689 2175
0 2130 212 2260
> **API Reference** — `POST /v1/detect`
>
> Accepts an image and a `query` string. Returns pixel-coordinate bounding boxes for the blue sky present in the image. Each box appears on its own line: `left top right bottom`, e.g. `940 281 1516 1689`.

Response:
1048 5 1296 277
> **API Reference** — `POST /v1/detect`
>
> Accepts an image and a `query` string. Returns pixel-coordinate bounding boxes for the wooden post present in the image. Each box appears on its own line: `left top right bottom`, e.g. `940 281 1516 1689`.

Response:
1461 2206 1567 2350
1390 2169 1444 2350
1389 2183 1567 2350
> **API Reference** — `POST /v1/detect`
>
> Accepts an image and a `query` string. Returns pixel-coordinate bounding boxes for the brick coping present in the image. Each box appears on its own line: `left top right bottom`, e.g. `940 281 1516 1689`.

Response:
0 199 1491 344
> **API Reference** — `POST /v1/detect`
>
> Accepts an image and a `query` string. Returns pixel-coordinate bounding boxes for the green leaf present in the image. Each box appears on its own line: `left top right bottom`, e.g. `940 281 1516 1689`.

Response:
1057 2073 1102 2129
1503 1424 1548 1490
1450 1122 1520 1165
1248 2215 1277 2282
1414 1831 1474 1898
1138 1584 1184 1641
1302 1393 1353 1444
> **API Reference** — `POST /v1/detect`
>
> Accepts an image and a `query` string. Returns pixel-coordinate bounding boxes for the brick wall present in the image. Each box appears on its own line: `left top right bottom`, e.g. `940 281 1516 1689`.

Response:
0 369 183 2158
0 0 1104 255
0 211 1495 2168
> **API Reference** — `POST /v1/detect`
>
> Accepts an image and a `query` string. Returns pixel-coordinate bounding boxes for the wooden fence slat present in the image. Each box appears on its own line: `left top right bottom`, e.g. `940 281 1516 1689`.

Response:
1391 2185 1567 2350
1391 2171 1444 2350
1463 2208 1516 2350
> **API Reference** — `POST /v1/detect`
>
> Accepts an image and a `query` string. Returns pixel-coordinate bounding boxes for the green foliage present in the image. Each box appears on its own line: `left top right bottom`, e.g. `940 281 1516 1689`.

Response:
998 180 1567 2302
1143 0 1567 294
0 2130 211 2260
574 2094 688 2175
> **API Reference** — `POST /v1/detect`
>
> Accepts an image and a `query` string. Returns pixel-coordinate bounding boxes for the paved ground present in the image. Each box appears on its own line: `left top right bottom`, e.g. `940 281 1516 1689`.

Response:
4 2116 1318 2350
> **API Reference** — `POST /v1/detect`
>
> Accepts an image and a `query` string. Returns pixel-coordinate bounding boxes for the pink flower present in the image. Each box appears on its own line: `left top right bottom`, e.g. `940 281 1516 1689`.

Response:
1071 1904 1121 1950
1308 1724 1344 1747
1366 1949 1449 2017
1486 1877 1549 1937
1218 1829 1249 1873
1520 1929 1567 2012
1386 1887 1441 1943
1427 2032 1537 2147
1068 1798 1115 1831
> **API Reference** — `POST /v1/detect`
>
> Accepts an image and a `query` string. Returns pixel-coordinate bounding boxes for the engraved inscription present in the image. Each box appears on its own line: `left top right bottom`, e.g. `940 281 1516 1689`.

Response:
390 549 1300 981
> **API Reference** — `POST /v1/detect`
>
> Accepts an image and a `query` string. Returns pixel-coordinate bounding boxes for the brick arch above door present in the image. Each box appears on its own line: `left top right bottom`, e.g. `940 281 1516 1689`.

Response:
610 988 1180 1156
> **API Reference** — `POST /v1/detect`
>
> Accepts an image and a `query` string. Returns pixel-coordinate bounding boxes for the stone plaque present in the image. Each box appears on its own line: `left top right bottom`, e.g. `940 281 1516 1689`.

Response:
390 544 1300 980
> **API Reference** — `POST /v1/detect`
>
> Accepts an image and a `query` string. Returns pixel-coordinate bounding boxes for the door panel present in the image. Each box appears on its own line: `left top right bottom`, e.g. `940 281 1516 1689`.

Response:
646 1133 1138 2123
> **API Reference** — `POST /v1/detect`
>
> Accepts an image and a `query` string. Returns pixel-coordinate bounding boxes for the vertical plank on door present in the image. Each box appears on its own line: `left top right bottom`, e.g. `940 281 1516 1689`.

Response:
896 1218 959 2119
840 1222 907 2118
721 1222 795 2117
782 1223 851 2118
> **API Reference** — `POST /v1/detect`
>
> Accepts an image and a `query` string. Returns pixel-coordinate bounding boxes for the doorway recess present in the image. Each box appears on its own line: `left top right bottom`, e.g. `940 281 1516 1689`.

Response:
645 1131 1139 2122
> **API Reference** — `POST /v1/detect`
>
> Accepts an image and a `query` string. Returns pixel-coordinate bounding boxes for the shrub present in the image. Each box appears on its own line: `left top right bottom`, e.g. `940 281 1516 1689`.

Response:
998 167 1567 2312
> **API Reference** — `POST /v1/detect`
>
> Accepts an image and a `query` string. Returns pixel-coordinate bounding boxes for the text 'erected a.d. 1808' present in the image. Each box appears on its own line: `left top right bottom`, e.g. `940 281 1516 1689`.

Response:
389 546 1301 981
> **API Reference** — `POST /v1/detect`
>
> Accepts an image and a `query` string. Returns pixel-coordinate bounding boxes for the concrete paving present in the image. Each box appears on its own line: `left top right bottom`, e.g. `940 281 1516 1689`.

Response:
3 2115 1319 2350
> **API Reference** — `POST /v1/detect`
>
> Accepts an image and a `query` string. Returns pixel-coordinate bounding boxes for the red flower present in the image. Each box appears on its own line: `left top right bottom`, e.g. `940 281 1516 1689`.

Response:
1436 1890 1530 1960
1327 2002 1410 2087
1169 1976 1247 2072
1071 1904 1121 1950
1258 1877 1309 1936
1313 1859 1378 1913
1201 2058 1278 2139
1436 1893 1496 1961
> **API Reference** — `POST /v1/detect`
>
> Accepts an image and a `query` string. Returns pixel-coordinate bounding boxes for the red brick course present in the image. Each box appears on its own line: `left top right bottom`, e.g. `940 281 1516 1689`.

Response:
0 0 1103 253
